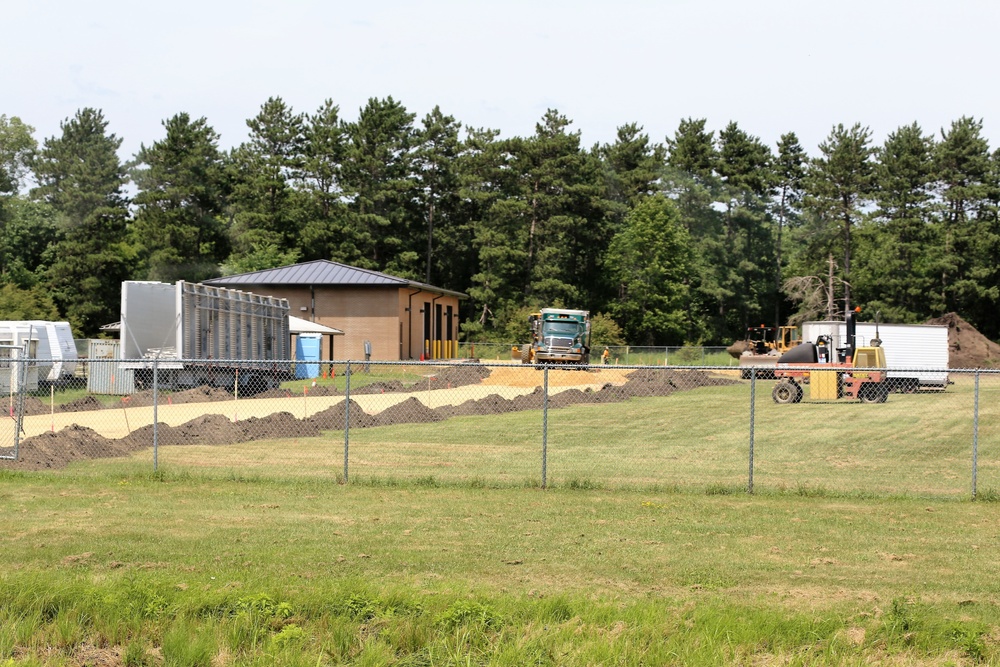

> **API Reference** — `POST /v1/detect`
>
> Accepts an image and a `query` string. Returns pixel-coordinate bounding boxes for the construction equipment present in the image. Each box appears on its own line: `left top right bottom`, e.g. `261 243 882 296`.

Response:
729 324 801 379
770 310 888 404
520 308 591 365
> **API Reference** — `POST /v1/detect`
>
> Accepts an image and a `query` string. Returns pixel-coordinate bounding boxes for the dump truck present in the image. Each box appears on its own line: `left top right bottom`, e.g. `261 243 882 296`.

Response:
771 311 889 403
520 308 591 364
119 280 292 393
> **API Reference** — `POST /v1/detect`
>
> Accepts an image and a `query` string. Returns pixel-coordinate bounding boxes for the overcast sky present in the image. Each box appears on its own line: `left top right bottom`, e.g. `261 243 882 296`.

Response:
6 0 1000 162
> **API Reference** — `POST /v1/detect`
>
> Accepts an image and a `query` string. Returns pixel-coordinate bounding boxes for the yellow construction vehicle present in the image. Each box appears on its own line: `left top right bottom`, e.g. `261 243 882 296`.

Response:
729 325 801 379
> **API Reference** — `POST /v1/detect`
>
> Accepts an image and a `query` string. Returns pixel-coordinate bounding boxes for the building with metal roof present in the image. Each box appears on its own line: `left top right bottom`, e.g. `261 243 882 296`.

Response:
203 260 467 361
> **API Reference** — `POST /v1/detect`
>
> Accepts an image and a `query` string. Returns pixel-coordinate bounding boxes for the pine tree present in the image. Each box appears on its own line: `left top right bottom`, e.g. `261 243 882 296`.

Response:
413 106 462 285
131 113 230 282
606 195 693 344
297 99 353 263
226 97 306 271
31 108 133 335
772 132 806 326
932 116 997 332
854 122 936 321
801 123 874 317
341 97 417 274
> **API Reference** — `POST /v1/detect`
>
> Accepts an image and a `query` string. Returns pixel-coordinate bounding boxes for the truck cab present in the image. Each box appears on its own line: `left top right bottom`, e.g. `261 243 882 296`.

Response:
522 308 591 364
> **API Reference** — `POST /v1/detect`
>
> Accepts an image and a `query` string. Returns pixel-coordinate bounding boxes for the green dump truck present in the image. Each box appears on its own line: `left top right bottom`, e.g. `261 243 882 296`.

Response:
520 308 591 364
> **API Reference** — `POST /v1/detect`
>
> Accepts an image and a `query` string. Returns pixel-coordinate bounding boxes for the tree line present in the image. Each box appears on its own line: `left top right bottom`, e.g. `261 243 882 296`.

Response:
0 101 997 345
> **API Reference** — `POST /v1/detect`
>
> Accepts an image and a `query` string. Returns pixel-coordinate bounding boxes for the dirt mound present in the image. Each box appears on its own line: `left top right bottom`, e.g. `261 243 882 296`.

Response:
1 366 736 470
427 363 492 388
309 399 375 430
371 397 444 426
1 425 138 470
925 312 1000 368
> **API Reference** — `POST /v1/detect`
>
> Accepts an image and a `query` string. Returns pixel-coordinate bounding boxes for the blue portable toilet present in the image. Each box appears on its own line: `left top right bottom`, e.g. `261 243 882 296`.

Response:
295 333 322 379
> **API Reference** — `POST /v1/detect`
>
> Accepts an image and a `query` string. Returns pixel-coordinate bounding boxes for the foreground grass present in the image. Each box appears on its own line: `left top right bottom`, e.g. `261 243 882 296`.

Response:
2 470 1000 665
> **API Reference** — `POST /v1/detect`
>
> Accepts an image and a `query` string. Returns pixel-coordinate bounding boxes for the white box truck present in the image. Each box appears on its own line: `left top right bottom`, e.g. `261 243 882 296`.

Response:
119 280 292 393
801 320 949 391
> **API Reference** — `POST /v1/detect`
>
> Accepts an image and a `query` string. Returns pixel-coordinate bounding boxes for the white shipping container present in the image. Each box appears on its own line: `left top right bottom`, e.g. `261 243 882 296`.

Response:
801 321 949 389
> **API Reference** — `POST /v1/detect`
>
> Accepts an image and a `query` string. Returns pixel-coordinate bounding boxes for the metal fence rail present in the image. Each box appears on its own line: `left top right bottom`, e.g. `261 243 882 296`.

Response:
1 358 996 499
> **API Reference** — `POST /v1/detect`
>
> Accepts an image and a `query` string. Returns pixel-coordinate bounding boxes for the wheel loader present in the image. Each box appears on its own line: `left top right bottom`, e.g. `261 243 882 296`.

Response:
769 310 888 404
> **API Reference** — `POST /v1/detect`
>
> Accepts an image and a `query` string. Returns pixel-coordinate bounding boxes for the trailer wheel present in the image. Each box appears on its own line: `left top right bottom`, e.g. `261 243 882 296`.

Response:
772 381 799 404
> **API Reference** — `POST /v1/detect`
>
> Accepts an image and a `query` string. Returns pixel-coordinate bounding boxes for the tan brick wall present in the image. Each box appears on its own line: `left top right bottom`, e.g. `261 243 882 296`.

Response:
398 289 461 360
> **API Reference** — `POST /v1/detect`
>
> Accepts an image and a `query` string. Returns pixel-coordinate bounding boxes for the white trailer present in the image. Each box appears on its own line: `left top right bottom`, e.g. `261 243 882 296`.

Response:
0 321 78 389
119 281 292 393
801 320 949 391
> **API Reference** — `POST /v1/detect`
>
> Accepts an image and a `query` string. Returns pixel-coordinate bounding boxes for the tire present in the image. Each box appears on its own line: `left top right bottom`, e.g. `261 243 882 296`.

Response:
859 384 880 404
520 344 532 364
772 381 798 404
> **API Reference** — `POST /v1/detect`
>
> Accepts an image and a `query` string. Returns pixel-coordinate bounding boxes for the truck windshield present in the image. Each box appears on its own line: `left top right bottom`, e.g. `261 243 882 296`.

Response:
543 322 582 335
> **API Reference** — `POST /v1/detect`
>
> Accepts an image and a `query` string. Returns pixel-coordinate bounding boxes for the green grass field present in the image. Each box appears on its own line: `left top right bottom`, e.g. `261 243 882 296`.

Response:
2 471 1000 665
3 372 1000 664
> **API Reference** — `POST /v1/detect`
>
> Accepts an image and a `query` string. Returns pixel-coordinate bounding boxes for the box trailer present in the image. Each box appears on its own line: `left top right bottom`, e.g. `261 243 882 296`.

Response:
800 321 949 391
119 281 292 393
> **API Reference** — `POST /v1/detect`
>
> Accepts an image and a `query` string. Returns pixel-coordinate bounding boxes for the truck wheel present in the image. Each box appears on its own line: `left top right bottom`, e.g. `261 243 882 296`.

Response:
772 381 798 404
520 344 532 364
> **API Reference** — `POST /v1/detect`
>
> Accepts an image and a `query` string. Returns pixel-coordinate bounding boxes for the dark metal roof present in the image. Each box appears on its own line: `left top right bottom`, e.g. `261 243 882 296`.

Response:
203 260 467 298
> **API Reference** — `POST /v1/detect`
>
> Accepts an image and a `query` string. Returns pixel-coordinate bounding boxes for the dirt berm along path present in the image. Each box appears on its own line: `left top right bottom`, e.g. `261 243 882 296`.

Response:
0 366 736 470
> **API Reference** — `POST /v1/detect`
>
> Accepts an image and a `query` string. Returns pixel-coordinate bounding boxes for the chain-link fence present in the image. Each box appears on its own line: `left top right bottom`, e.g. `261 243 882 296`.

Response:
1 357 996 499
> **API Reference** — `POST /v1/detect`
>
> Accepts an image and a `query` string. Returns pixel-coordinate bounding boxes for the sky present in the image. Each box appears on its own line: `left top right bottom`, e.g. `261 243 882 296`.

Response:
6 0 1000 163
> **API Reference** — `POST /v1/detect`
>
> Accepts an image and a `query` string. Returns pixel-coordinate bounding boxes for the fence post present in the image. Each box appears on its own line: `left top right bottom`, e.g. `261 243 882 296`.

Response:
153 357 159 472
542 365 549 489
973 370 980 500
344 361 351 484
12 344 28 459
748 367 756 494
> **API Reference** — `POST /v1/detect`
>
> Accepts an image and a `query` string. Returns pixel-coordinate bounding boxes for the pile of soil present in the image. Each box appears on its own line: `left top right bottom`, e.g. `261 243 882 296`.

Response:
925 312 1000 368
0 368 738 471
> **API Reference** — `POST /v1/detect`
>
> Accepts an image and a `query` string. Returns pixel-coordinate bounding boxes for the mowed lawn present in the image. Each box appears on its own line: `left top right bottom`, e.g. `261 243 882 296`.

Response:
3 374 1000 664
3 472 1000 665
75 371 1000 499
